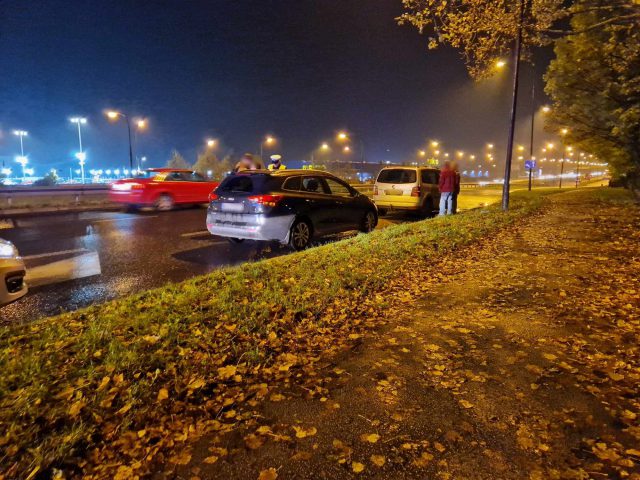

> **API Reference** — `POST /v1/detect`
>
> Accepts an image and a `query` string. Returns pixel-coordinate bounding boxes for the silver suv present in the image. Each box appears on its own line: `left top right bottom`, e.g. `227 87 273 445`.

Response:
373 167 440 217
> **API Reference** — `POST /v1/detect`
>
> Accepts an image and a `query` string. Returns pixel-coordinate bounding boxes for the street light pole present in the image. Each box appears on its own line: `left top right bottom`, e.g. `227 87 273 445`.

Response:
501 0 525 211
13 130 28 181
106 111 135 172
528 83 535 191
70 117 87 183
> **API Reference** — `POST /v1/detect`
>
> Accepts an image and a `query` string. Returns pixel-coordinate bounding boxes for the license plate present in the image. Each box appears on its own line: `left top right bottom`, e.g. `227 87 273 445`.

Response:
384 189 403 196
221 202 244 213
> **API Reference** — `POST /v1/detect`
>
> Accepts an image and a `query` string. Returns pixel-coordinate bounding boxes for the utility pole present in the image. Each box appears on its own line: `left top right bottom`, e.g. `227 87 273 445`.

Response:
501 0 525 211
528 83 535 191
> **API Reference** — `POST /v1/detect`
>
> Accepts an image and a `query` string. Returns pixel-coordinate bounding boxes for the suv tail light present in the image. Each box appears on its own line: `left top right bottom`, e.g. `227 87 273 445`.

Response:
208 192 219 202
248 194 284 207
373 185 378 195
411 186 421 197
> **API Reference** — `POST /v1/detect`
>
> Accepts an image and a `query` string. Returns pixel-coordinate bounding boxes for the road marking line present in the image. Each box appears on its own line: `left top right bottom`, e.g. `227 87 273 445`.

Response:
26 251 101 287
92 215 158 223
24 248 90 260
181 230 211 238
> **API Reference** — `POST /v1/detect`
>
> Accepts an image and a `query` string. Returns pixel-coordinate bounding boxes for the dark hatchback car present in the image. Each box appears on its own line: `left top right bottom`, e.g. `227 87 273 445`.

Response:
206 170 378 250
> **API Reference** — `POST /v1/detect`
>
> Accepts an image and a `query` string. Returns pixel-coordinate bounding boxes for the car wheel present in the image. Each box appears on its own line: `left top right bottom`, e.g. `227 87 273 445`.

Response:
420 198 434 218
360 210 377 233
377 208 388 216
227 237 245 244
124 204 138 213
155 194 174 211
289 219 312 251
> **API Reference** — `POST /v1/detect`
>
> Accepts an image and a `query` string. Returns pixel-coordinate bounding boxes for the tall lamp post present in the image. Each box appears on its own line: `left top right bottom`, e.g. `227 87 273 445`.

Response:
134 119 147 172
559 128 569 188
13 130 28 181
500 0 525 211
106 110 134 171
260 136 276 166
337 131 365 163
70 117 87 183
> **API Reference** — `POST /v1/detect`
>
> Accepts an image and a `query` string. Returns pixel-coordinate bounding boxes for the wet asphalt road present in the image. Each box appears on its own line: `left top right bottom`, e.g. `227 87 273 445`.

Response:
0 207 406 324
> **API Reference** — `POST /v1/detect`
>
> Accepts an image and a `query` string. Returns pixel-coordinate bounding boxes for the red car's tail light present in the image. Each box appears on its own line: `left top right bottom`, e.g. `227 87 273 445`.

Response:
208 192 219 202
248 194 284 207
411 186 421 197
130 183 144 190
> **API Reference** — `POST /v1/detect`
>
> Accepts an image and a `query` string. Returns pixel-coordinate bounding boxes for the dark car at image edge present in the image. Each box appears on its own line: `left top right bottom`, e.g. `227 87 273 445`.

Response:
206 170 378 250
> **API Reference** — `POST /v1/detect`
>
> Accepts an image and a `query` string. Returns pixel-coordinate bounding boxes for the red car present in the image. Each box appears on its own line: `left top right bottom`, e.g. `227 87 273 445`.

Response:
109 168 219 211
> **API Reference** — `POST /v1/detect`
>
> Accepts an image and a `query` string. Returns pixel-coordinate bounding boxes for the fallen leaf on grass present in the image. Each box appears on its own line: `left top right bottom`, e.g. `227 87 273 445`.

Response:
459 400 474 409
68 400 84 417
258 467 278 480
290 451 312 461
370 455 385 467
217 365 237 380
203 455 219 464
169 450 192 465
157 388 169 401
352 462 365 473
293 426 317 438
245 434 265 450
413 452 434 467
360 433 380 443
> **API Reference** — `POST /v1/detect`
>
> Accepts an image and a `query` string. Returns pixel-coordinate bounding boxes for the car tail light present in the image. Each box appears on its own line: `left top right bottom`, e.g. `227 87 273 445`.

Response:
208 192 219 202
248 194 284 207
411 186 421 197
374 185 378 195
130 183 144 190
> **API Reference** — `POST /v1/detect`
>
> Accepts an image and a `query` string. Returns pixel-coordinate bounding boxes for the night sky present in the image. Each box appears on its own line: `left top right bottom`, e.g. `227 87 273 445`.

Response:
0 0 551 174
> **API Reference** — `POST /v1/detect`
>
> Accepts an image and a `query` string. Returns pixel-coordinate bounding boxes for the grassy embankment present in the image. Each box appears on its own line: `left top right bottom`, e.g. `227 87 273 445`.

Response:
1 189 563 478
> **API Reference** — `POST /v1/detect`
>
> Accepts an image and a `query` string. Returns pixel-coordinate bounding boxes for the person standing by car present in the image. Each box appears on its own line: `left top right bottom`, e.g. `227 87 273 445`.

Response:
268 155 286 171
438 161 456 216
451 161 461 214
234 153 258 173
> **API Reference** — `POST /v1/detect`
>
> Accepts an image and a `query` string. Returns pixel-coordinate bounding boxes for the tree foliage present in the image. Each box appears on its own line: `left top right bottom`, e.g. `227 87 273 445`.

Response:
193 151 232 180
545 2 640 185
397 0 639 78
166 150 191 170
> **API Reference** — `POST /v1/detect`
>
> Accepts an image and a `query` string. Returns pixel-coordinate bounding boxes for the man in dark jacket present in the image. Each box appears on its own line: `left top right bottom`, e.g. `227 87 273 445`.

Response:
438 161 457 216
451 161 461 214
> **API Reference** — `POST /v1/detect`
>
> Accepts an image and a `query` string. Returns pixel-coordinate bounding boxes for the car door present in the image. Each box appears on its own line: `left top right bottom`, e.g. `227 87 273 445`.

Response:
183 171 212 203
420 169 440 208
299 176 335 235
322 177 362 230
162 171 188 203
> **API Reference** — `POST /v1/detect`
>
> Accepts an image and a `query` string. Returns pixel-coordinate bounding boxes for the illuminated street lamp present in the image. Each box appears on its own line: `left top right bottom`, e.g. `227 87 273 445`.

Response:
133 118 148 172
13 130 28 181
496 59 507 69
106 110 134 171
70 117 87 183
260 135 276 163
321 142 330 151
343 145 351 153
336 131 365 163
207 138 218 148
542 105 551 113
559 128 569 188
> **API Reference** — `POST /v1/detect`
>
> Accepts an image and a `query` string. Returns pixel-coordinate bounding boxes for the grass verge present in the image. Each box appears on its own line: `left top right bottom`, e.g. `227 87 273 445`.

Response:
0 189 570 478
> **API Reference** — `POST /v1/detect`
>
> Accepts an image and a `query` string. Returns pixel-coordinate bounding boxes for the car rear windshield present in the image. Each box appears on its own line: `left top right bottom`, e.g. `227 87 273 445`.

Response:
217 175 255 193
377 169 417 184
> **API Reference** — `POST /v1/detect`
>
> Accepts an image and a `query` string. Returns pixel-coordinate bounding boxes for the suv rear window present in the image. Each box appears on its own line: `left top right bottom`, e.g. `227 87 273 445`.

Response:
377 169 417 184
218 176 254 193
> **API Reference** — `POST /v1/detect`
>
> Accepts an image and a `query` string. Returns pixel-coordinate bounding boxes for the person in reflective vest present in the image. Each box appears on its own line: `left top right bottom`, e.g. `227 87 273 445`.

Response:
268 155 286 171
